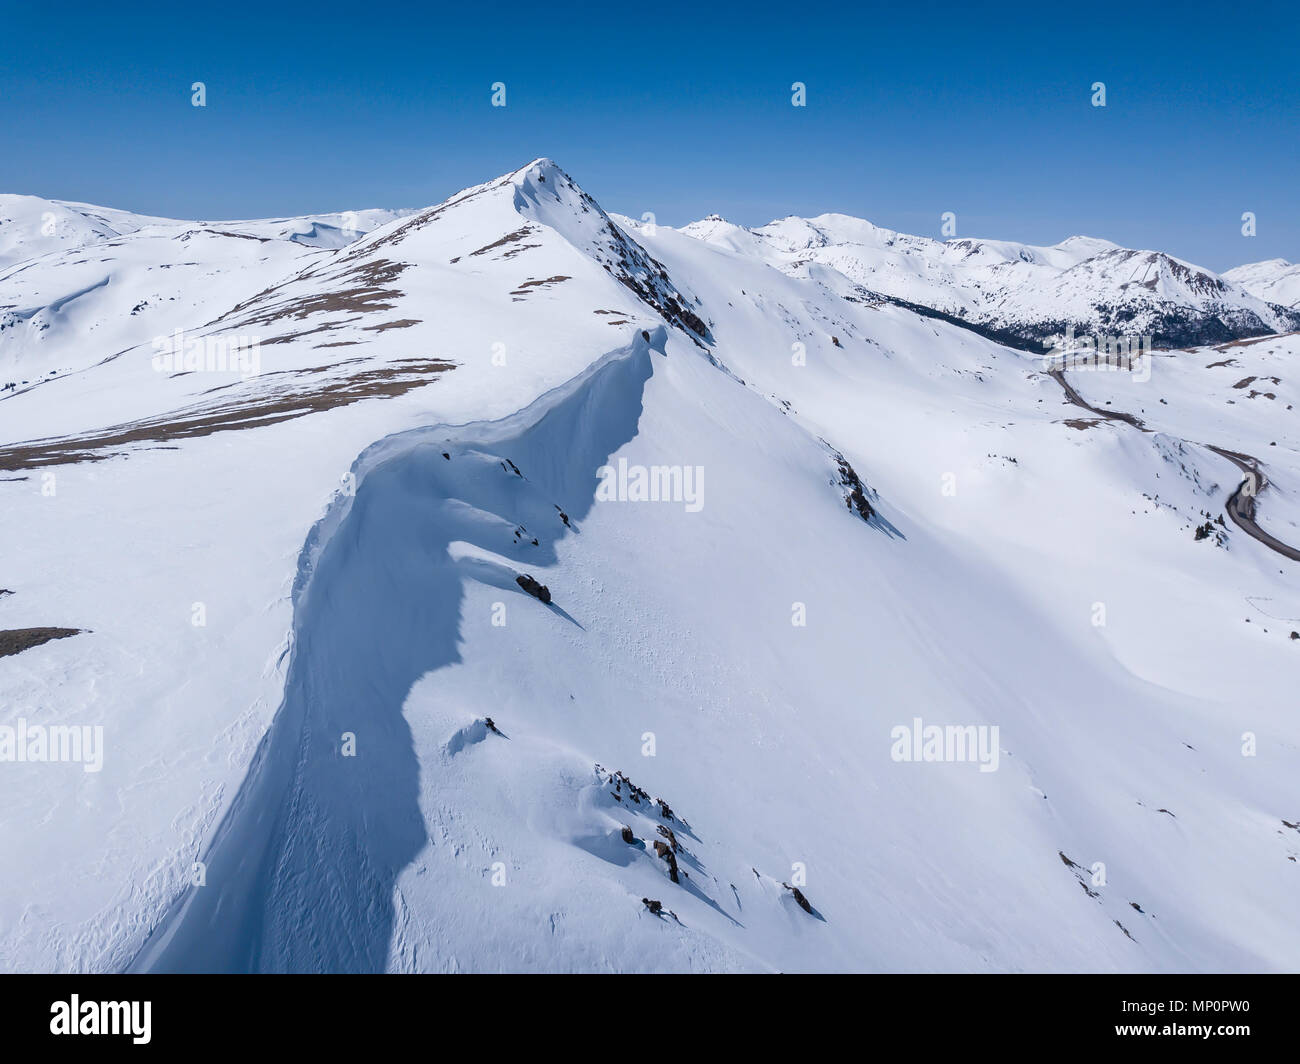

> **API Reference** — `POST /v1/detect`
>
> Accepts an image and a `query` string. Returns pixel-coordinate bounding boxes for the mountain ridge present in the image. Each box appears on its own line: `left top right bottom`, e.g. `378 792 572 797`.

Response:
3 157 1299 975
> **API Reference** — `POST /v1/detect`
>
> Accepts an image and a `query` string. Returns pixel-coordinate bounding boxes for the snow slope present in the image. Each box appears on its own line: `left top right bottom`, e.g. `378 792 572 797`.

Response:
0 194 415 392
1225 259 1300 310
3 160 1299 973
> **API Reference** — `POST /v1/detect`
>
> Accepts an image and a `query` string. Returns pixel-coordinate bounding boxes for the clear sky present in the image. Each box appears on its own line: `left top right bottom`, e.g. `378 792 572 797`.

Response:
2 0 1295 271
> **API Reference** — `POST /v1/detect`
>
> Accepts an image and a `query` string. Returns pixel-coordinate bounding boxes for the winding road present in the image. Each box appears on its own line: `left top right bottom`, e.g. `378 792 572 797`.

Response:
1047 367 1300 564
1205 446 1300 562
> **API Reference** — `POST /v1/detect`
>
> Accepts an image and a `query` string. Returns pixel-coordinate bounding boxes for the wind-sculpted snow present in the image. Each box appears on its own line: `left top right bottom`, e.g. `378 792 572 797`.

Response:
133 334 656 972
5 159 1300 974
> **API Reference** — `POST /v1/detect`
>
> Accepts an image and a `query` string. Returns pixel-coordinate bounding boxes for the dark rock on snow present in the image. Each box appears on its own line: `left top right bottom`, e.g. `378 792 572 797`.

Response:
515 573 551 603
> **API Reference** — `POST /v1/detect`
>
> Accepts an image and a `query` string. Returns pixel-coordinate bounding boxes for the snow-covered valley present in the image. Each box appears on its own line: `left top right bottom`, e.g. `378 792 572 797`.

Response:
2 159 1298 973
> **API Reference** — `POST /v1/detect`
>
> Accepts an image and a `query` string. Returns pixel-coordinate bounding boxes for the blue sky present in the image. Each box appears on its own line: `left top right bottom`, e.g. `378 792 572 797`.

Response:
1 0 1295 270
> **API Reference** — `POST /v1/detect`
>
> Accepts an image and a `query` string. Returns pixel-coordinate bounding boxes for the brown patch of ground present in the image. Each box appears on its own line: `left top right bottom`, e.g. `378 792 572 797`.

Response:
499 243 541 260
193 358 370 396
360 174 513 257
468 226 540 258
363 319 421 332
260 319 361 345
215 259 408 334
0 627 83 658
203 230 270 243
0 359 455 471
510 275 571 297
1213 331 1298 352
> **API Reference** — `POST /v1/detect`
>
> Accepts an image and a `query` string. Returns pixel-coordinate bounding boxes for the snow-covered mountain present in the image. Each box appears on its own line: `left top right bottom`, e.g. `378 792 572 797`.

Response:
3 160 1299 974
680 212 1300 348
0 193 415 388
1225 258 1300 310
